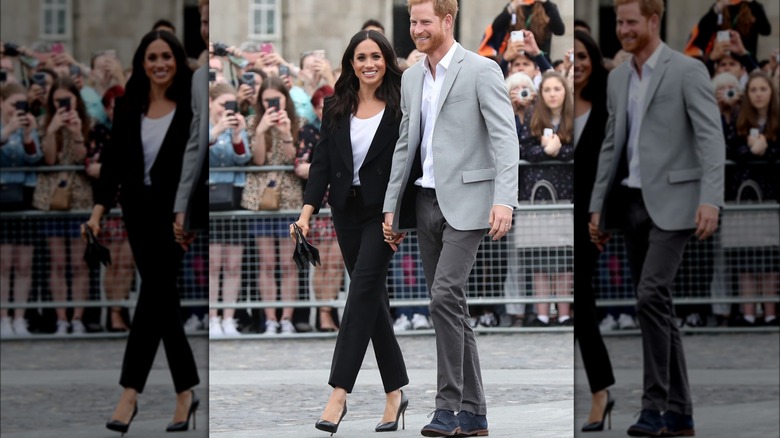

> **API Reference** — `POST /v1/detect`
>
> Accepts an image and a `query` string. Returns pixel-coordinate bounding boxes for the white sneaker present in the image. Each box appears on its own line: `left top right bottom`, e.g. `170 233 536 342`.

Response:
12 318 30 336
479 312 498 327
279 319 296 335
599 314 617 333
411 313 431 330
54 319 70 335
617 313 637 330
70 319 86 334
0 317 14 338
393 314 411 333
221 318 240 336
264 319 280 335
209 316 223 337
184 314 202 333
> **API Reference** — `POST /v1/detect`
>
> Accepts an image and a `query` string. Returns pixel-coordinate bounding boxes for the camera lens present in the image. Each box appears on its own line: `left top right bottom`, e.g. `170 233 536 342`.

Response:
520 89 529 98
726 90 735 98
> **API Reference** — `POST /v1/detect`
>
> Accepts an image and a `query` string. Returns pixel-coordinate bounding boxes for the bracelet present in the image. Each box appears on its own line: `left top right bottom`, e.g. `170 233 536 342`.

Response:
282 138 293 144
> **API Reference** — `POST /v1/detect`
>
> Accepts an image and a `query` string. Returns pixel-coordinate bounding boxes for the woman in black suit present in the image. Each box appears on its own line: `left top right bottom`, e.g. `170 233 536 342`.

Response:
291 30 409 434
82 31 200 434
572 30 616 432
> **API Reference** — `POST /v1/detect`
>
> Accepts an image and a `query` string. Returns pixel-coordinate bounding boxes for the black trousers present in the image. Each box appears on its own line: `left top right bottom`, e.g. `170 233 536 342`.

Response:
622 189 693 415
328 190 408 393
119 187 200 394
573 216 616 394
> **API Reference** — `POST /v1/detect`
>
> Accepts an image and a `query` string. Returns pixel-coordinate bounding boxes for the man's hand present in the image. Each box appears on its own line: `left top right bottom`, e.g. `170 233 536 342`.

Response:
589 212 611 251
695 204 719 240
488 205 513 241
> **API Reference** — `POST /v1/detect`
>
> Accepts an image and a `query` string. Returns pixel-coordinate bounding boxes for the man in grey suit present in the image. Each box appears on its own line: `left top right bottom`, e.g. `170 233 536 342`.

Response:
589 0 724 436
382 0 518 436
174 0 209 247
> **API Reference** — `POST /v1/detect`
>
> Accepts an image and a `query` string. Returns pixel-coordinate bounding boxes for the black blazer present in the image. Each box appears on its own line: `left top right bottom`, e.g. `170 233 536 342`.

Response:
574 97 608 225
96 96 193 217
304 103 401 214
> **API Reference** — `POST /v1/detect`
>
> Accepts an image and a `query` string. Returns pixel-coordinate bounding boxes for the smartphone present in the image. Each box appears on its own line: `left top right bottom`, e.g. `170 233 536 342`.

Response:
52 42 64 54
57 97 71 111
32 72 47 86
716 30 730 43
261 43 274 54
208 69 217 82
312 49 326 59
569 52 574 63
103 49 117 59
267 97 280 111
278 64 290 77
224 100 238 113
0 70 6 83
543 128 553 138
3 42 20 57
776 53 780 63
510 31 524 42
750 128 759 138
241 72 256 88
69 64 81 77
19 55 39 69
14 101 29 113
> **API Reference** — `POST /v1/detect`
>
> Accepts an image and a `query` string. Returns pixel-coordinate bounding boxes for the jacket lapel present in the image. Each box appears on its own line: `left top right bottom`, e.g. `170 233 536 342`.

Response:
407 64 424 150
362 108 396 165
641 46 671 117
333 114 354 176
435 45 465 118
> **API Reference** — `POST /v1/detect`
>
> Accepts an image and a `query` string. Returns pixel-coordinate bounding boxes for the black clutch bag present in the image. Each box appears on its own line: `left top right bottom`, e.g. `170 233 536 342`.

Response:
291 224 321 271
83 224 112 270
209 183 239 211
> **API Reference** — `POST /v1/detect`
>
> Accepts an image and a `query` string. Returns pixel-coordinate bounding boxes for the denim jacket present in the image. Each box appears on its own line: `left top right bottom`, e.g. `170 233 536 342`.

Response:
208 122 251 186
0 122 43 186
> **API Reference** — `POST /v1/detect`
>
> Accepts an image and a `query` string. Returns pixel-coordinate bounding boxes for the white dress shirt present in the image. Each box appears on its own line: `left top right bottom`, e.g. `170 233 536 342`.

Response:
623 42 664 188
416 41 460 189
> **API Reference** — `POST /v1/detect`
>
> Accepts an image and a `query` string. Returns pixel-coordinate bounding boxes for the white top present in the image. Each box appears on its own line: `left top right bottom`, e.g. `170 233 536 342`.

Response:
349 108 384 186
624 42 664 188
573 108 591 148
141 109 175 185
416 41 460 189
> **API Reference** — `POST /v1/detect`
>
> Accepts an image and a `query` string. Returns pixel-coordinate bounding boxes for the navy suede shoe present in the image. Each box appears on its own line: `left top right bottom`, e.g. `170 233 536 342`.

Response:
421 409 460 437
627 409 667 437
456 410 489 437
663 411 695 436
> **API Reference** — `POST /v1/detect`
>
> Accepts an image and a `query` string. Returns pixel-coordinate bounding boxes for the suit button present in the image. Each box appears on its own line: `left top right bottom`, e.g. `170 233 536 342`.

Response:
336 172 341 178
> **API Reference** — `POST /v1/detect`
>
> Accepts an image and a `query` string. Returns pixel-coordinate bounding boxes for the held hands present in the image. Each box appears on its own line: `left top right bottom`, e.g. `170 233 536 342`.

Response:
695 205 719 240
173 212 196 251
588 212 611 251
382 213 406 251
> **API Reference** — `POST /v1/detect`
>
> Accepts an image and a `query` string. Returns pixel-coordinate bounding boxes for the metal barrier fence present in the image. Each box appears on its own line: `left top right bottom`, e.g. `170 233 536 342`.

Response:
2 161 778 334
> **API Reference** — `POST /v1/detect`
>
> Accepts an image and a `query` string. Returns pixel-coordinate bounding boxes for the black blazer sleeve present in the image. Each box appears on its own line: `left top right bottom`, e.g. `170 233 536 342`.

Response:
302 107 334 214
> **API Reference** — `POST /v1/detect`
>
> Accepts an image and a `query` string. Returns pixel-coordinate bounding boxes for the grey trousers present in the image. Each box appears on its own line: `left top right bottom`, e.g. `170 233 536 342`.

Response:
623 190 693 415
416 190 487 415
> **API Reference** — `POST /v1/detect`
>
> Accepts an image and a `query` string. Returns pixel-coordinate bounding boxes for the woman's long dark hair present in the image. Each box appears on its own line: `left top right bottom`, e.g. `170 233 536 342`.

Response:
574 30 608 104
324 30 402 130
124 30 192 113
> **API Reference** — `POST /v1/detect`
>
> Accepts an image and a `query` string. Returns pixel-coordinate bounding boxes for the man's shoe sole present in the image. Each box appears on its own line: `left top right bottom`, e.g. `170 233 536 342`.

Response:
627 426 667 437
457 429 489 437
421 426 461 437
664 429 695 437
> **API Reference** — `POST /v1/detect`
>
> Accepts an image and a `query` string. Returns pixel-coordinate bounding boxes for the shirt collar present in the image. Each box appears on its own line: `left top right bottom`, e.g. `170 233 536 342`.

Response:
630 41 665 74
422 41 460 75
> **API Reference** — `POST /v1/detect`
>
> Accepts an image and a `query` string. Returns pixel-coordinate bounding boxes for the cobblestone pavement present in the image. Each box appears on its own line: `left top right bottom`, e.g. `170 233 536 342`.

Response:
574 333 780 438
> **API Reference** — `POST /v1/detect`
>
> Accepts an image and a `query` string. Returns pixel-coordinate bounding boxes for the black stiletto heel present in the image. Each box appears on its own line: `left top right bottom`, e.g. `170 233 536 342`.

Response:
106 402 138 436
581 390 615 432
166 390 199 432
375 390 409 432
315 401 348 436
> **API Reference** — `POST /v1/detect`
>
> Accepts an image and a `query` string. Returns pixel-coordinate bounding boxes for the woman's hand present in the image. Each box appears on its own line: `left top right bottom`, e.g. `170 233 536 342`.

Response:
232 112 247 143
272 109 292 137
748 134 768 156
256 107 278 135
64 109 82 137
81 205 105 241
213 109 238 137
290 217 310 241
47 106 68 135
543 133 562 157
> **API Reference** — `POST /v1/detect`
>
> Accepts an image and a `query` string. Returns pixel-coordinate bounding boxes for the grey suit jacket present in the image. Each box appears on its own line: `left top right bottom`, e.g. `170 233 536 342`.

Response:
174 65 209 230
589 44 725 231
382 43 519 232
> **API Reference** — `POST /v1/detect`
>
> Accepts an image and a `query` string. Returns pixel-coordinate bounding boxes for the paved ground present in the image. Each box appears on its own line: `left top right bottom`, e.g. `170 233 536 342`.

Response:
4 332 774 437
574 333 780 438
